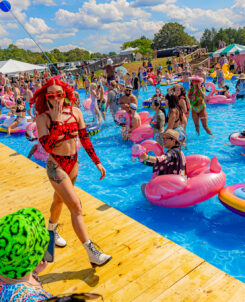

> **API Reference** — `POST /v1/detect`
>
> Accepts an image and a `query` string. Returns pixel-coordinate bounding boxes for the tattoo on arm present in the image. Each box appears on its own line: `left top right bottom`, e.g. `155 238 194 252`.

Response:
47 160 66 184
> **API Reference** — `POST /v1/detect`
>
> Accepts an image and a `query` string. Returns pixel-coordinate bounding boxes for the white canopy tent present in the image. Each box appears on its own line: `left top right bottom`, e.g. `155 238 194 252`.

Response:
0 59 46 75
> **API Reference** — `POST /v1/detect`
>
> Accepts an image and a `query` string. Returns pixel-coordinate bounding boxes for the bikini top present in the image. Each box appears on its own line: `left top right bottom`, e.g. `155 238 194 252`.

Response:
189 87 205 106
46 107 79 143
16 104 26 113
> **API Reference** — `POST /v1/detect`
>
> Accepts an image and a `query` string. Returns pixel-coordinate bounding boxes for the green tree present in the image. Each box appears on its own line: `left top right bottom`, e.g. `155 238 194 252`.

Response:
200 28 217 51
152 22 196 50
121 37 152 50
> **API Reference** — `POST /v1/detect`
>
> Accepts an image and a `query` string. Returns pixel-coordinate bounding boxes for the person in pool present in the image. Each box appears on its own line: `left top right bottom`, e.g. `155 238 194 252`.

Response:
236 74 245 99
119 85 138 111
7 97 26 136
140 129 186 195
102 58 126 85
188 76 212 135
172 84 190 128
150 99 166 144
30 78 112 267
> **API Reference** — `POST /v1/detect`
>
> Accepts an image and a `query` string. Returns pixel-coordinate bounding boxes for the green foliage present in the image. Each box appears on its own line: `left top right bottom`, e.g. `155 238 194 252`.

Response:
121 37 152 50
152 22 197 50
200 27 245 51
0 45 100 64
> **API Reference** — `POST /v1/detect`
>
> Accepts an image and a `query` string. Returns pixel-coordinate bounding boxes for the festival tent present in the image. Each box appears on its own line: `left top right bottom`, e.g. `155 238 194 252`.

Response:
209 43 245 57
0 59 46 75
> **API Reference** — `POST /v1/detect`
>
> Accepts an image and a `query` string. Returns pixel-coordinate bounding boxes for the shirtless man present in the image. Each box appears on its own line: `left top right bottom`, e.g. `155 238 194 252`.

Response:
22 84 33 103
128 103 141 134
119 86 138 111
102 58 126 85
122 103 141 140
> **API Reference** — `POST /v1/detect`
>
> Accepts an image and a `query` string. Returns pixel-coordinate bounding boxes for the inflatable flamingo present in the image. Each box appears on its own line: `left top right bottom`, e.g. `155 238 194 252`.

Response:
144 156 226 207
205 82 237 104
115 110 153 143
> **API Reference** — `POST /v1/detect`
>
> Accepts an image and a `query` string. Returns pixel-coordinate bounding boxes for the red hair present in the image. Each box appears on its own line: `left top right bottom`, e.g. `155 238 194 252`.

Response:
30 78 76 115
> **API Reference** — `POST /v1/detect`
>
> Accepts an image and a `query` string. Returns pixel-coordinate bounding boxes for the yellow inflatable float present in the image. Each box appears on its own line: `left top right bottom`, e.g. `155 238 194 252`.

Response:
211 63 233 80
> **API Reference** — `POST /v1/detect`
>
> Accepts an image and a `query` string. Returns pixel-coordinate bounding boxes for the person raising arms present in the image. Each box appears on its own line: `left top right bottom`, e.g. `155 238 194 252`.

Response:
30 78 112 266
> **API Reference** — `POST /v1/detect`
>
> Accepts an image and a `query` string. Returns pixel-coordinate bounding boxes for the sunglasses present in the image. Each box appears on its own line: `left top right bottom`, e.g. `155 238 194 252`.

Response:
125 89 132 92
46 92 65 101
46 292 103 301
163 136 174 141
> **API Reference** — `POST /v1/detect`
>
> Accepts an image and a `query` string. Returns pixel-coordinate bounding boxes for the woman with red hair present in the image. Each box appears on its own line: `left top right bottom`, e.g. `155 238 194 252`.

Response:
30 78 112 266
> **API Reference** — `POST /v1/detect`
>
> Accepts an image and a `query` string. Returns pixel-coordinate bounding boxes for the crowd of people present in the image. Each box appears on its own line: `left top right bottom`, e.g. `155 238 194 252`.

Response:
0 49 244 300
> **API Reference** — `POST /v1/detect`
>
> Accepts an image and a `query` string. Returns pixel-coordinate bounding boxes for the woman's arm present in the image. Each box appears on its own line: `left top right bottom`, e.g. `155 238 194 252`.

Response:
179 98 187 114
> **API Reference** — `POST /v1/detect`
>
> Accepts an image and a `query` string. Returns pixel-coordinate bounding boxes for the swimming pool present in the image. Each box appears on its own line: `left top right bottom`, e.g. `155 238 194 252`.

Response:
0 80 245 282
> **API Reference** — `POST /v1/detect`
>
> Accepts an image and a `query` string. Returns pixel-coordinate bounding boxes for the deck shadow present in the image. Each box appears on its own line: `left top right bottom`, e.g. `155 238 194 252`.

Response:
40 268 99 287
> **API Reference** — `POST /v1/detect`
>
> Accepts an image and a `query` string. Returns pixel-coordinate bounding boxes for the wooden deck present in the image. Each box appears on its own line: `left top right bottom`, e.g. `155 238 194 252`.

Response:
0 142 244 301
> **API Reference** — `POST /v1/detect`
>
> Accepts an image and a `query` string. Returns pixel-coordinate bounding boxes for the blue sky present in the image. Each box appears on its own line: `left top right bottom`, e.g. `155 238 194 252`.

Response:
0 0 244 53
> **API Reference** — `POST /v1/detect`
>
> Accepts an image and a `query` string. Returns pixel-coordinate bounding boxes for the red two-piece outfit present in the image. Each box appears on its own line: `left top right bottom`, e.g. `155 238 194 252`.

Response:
39 106 100 175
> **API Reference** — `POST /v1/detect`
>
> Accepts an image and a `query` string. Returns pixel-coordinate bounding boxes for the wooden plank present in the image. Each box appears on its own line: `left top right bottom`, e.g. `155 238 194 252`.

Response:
0 142 244 302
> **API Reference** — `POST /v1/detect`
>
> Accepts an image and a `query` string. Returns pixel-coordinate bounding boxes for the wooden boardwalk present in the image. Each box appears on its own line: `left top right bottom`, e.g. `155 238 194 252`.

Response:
0 142 244 301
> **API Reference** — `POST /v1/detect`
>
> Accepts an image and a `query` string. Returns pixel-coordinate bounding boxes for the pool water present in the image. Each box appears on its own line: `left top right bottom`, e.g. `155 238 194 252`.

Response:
1 80 245 282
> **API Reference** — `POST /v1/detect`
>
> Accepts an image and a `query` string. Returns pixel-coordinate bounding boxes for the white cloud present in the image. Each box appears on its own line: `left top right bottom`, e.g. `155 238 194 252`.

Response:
104 19 164 42
15 38 36 48
0 25 9 37
55 44 85 52
55 0 150 29
33 0 56 6
151 4 244 32
37 38 53 44
25 17 50 35
6 23 18 29
232 0 245 10
0 38 12 47
38 28 78 39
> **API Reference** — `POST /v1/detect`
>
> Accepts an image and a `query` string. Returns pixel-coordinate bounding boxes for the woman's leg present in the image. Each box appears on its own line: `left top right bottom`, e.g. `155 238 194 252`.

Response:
7 120 19 136
47 158 111 265
46 159 89 243
199 107 212 135
191 109 200 134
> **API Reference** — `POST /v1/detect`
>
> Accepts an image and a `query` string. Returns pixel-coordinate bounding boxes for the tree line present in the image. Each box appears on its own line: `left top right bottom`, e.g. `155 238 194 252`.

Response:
1 23 245 65
0 44 117 65
200 27 245 51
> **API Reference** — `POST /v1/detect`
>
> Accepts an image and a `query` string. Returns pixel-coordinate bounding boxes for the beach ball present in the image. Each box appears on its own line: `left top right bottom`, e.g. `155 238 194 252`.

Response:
0 1 11 12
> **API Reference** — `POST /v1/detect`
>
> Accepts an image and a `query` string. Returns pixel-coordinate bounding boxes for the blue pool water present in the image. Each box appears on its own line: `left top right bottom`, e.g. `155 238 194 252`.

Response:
1 80 245 282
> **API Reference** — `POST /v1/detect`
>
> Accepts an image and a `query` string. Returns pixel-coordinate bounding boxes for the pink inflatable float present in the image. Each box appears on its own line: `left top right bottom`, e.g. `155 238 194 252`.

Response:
229 132 245 148
83 98 92 110
131 140 164 162
144 154 226 207
205 82 237 104
115 110 153 143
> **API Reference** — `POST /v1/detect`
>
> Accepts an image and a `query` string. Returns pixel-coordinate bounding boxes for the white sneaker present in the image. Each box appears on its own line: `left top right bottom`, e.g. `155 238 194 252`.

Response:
83 240 112 266
48 221 67 247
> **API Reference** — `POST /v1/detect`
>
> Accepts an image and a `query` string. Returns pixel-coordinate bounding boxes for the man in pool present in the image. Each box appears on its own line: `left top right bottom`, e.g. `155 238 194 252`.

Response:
102 58 126 85
119 85 138 111
139 129 186 196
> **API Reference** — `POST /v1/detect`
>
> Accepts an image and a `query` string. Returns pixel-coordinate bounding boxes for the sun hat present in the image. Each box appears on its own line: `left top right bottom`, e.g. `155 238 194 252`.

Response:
163 129 181 144
129 103 137 110
107 58 113 65
189 76 204 83
0 208 49 279
239 73 245 80
126 85 133 90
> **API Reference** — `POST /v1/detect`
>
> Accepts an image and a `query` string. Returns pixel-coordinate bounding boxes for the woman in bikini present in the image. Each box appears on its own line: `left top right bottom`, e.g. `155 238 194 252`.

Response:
165 94 187 144
30 78 111 266
188 77 212 135
172 84 190 129
7 97 26 136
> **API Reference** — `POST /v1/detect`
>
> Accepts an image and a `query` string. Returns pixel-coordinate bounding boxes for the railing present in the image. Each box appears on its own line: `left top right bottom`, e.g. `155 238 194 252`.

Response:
191 57 209 68
184 48 207 61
